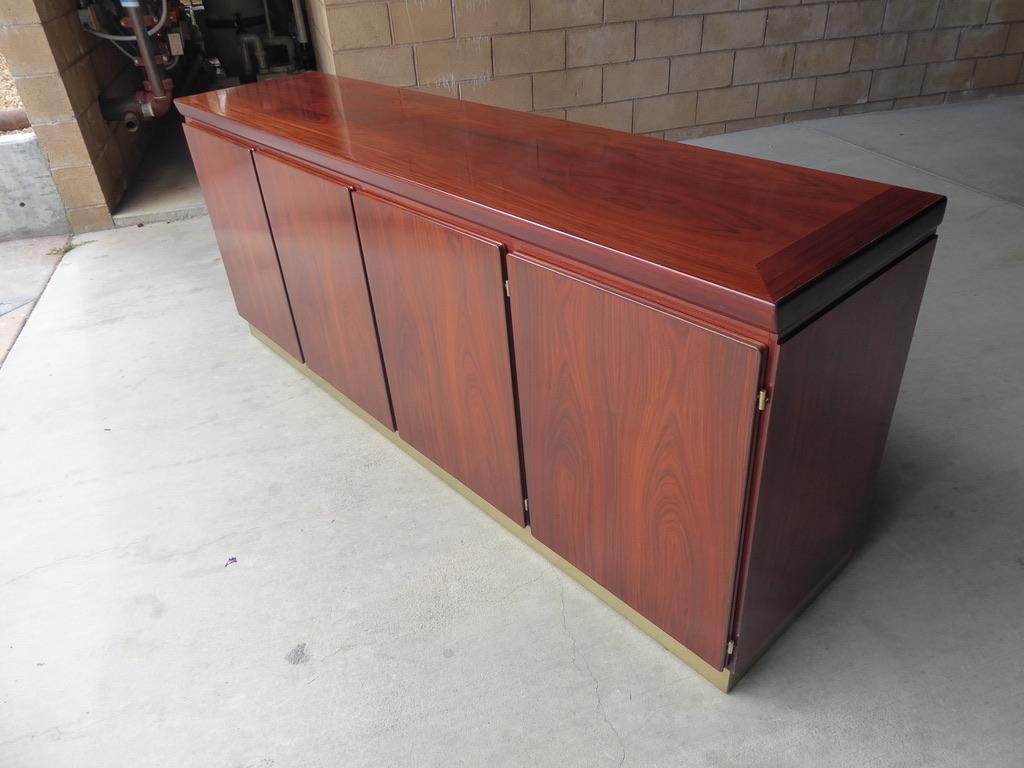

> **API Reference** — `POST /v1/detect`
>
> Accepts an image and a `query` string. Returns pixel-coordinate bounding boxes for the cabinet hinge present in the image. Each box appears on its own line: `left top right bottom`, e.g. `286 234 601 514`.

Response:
523 498 529 513
504 279 510 298
726 639 736 658
757 388 768 412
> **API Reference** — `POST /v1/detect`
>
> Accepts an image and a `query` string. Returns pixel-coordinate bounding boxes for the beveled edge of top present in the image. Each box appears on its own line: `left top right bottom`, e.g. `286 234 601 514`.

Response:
176 73 946 335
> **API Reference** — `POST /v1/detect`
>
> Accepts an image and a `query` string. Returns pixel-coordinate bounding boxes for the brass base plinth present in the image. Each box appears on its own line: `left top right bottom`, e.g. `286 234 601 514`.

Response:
250 325 734 692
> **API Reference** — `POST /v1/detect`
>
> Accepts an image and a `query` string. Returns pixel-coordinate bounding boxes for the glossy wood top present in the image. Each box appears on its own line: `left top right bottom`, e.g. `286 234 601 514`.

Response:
176 72 944 332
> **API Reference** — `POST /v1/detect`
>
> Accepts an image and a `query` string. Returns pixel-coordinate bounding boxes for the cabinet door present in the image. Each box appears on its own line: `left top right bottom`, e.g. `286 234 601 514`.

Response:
508 256 763 668
183 123 301 359
354 194 525 525
254 152 394 429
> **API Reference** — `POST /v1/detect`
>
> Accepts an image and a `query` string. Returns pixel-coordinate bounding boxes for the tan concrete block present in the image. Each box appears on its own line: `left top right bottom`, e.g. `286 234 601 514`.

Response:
733 44 794 83
52 163 105 209
793 38 853 77
894 93 946 108
1007 22 1024 53
813 71 871 107
696 83 756 122
327 3 391 49
43 12 95 72
974 53 1023 86
605 0 673 21
922 59 975 92
567 22 635 66
33 119 90 168
334 46 416 85
756 76 815 115
455 0 529 37
34 0 77 23
869 64 924 99
14 73 73 122
850 33 907 70
643 130 666 139
883 0 939 32
958 24 1010 57
669 50 733 92
494 30 564 75
764 4 826 44
784 106 839 122
738 0 801 8
389 0 453 44
633 91 697 131
989 0 1024 22
905 29 959 64
936 0 988 27
945 83 1023 100
726 114 783 133
674 0 736 14
636 16 701 58
67 204 113 233
531 0 603 30
0 24 58 76
0 0 39 25
664 123 724 141
77 101 112 159
566 100 633 131
415 37 491 83
95 137 126 206
840 99 894 115
460 75 533 109
825 1 884 38
410 82 459 98
533 107 566 118
90 42 128 89
532 66 602 108
603 58 670 100
702 10 766 50
61 54 100 116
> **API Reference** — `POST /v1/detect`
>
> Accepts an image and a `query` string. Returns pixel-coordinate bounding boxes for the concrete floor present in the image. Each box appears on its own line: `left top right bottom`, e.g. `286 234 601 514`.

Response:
112 120 205 228
1 96 1022 767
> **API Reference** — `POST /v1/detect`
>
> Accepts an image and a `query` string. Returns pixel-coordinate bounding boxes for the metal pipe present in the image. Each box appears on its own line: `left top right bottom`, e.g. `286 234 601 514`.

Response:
0 109 30 132
124 2 165 99
238 33 268 75
291 0 308 45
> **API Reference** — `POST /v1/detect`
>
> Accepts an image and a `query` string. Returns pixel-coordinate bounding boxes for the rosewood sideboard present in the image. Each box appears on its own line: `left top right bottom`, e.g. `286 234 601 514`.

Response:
177 72 945 691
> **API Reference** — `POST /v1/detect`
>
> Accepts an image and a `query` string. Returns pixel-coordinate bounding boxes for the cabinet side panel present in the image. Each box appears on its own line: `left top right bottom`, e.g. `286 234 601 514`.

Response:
733 238 936 677
254 153 394 429
509 255 763 668
354 194 526 525
183 123 302 359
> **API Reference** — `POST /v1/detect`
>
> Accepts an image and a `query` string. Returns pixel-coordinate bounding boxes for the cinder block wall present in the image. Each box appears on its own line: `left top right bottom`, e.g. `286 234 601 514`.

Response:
306 0 1024 139
1 0 145 232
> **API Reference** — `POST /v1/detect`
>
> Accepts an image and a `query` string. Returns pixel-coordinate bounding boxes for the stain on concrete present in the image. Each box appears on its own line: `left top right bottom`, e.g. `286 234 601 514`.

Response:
442 648 454 658
285 643 310 664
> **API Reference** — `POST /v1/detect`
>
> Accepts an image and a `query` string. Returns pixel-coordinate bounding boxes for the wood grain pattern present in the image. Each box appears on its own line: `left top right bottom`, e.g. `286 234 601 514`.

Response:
253 150 394 429
183 123 302 359
354 193 526 525
176 73 944 333
508 255 764 667
731 238 936 677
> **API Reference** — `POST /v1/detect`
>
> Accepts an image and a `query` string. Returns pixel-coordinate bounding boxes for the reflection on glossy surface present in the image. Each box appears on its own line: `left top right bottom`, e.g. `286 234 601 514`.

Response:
176 72 943 306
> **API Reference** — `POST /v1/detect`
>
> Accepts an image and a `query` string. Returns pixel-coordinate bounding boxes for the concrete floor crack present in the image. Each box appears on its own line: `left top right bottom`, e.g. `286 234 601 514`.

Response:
556 567 627 767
